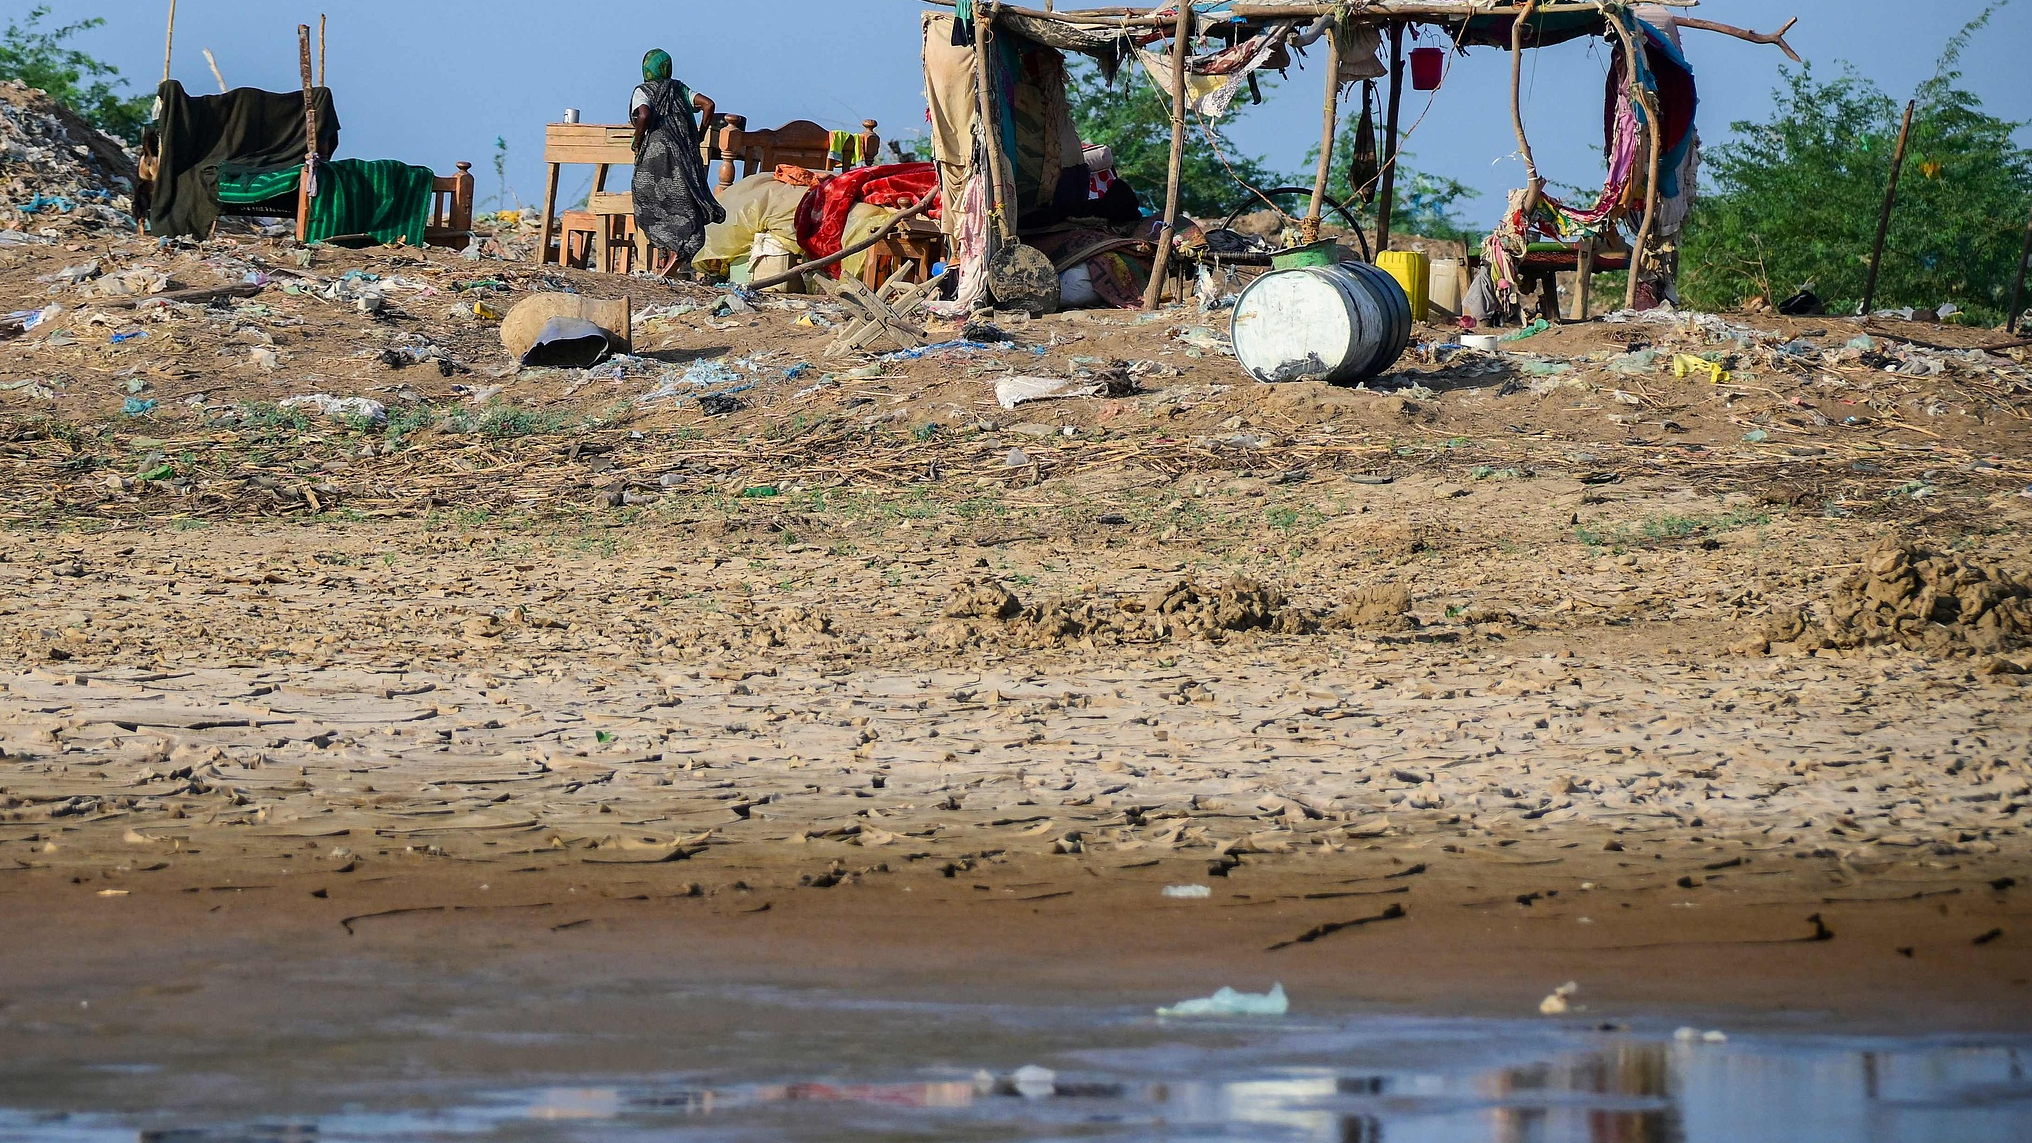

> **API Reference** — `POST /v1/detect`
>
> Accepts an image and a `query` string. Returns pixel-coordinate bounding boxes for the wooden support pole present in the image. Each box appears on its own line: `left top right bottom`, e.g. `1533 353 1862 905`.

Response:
1860 100 1917 316
974 5 1019 245
1601 11 1661 312
1508 0 1544 218
297 25 318 243
1143 2 1193 310
2007 197 2032 335
1302 17 1343 244
1375 22 1406 257
318 14 327 88
162 0 178 84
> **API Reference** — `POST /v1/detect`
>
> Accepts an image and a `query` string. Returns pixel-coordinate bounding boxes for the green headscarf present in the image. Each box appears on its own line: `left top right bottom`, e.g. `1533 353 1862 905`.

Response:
643 49 673 83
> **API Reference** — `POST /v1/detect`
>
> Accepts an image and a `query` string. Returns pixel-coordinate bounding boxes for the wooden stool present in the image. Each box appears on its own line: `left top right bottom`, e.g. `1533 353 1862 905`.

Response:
859 216 946 289
587 191 639 275
560 210 598 269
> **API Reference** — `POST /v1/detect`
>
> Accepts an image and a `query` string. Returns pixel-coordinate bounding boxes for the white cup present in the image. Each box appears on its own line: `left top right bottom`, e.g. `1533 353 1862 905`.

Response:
563 108 581 124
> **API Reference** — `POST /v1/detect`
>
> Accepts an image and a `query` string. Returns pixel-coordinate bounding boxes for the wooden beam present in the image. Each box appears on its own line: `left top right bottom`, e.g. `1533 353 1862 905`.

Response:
1144 2 1193 309
1509 0 1545 219
2007 197 2032 335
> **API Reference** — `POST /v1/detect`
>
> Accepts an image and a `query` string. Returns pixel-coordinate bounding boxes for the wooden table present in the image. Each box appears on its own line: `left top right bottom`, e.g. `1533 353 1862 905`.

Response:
536 124 638 267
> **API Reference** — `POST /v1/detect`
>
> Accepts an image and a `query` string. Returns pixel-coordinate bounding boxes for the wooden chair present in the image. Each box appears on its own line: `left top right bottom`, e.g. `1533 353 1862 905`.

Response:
424 162 476 249
1517 238 1629 322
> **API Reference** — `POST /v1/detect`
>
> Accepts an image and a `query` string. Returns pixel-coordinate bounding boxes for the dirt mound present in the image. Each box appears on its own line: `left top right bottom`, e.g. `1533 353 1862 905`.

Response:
0 81 139 231
931 576 1416 650
1757 539 2031 660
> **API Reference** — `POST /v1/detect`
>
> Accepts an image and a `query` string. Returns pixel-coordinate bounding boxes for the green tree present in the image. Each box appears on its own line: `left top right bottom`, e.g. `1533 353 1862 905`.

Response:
1066 59 1281 218
0 6 151 143
1681 6 2032 321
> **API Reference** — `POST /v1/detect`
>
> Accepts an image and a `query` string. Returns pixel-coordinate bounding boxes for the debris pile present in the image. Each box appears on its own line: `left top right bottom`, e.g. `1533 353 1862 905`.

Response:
1758 539 2030 661
0 82 138 234
932 575 1424 650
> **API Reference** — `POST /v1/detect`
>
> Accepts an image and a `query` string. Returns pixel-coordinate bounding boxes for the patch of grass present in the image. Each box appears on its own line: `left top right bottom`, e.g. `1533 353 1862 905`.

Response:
1575 507 1773 552
237 403 313 435
170 517 209 532
477 404 579 440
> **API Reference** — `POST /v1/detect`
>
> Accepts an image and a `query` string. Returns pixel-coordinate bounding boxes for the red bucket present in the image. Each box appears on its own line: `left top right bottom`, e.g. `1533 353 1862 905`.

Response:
1410 46 1445 91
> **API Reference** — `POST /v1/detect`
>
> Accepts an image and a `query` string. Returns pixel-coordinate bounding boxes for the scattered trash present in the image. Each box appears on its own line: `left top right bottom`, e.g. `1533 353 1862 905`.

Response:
1010 1065 1056 1099
1157 983 1288 1018
1177 325 1233 356
698 393 745 417
1161 884 1212 899
1004 448 1033 467
1742 429 1769 443
121 397 157 418
1538 981 1579 1015
1672 353 1730 384
1674 1027 1729 1044
1500 318 1551 342
108 330 147 344
501 294 629 367
996 375 1106 410
279 394 389 425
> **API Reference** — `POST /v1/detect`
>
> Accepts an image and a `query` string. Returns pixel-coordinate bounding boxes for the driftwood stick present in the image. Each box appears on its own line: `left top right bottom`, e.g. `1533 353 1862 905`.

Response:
748 185 941 291
1144 2 1192 309
1675 16 1801 63
202 48 227 93
318 14 328 87
1861 100 1917 316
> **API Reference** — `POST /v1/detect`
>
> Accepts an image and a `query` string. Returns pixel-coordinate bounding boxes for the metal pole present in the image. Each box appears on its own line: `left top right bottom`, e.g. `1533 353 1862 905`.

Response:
1860 100 1916 317
1143 2 1193 309
1375 23 1405 257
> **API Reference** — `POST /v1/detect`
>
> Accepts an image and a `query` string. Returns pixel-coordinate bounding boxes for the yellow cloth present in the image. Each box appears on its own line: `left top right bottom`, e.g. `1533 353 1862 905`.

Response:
837 202 900 283
696 173 808 275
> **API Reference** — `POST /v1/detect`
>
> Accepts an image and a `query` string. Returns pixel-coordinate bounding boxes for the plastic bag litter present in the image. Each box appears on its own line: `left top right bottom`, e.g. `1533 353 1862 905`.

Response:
280 394 389 424
996 375 1103 409
1538 981 1579 1015
1157 983 1287 1018
1161 884 1212 899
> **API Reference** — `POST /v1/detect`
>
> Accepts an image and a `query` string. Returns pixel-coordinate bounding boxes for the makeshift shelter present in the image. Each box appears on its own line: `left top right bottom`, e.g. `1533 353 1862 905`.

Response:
137 16 473 248
918 0 1796 318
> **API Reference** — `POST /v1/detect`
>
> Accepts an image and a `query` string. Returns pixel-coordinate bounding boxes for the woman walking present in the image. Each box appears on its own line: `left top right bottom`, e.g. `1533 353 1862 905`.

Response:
630 49 725 273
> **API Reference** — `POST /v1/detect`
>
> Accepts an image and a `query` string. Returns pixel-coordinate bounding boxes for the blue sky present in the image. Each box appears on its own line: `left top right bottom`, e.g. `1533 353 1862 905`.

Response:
31 0 2032 228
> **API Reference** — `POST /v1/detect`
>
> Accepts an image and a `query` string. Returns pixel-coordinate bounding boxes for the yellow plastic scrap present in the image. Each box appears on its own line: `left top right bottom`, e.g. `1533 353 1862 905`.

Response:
1673 354 1730 384
473 301 503 321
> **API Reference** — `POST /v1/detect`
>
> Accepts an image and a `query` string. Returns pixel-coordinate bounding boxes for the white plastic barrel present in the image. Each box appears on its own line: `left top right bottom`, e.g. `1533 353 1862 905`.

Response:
1230 262 1412 385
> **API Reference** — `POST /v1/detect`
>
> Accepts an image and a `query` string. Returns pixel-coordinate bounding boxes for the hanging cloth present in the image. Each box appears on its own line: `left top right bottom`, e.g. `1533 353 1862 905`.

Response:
1348 81 1379 203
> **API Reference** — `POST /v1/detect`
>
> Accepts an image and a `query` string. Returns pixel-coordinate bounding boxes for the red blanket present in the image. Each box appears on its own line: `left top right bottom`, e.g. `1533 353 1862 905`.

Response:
793 162 939 276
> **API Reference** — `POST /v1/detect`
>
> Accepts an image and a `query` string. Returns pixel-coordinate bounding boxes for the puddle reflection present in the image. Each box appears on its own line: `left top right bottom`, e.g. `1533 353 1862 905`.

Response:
3 1025 2027 1142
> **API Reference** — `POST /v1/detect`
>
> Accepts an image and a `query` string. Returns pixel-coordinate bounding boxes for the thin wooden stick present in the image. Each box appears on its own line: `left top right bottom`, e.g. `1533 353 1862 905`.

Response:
202 49 227 93
1302 16 1342 244
2007 197 2032 335
1375 23 1405 256
1144 2 1192 309
1861 100 1916 316
318 15 327 88
162 0 178 84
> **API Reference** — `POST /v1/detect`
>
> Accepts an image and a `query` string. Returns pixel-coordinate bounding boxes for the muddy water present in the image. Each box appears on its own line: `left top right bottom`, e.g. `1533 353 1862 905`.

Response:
2 983 2026 1143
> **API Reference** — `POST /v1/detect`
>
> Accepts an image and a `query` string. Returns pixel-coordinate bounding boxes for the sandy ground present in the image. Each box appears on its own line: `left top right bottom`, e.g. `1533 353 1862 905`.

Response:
4 229 2032 1046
